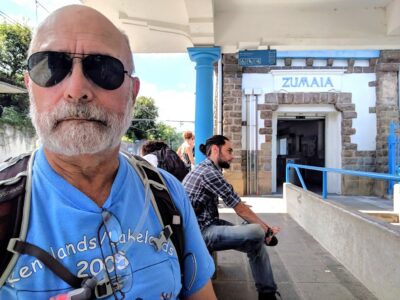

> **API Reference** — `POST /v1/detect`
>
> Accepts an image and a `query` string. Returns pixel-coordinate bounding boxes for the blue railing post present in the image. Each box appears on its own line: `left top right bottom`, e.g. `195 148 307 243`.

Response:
322 171 327 199
285 164 290 183
388 122 396 194
294 167 307 190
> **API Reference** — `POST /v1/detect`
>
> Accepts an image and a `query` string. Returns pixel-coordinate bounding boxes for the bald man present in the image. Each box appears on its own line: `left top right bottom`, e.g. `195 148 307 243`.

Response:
0 5 216 300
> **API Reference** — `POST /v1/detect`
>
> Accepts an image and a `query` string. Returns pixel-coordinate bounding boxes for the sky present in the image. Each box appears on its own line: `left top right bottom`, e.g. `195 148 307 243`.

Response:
1 0 196 132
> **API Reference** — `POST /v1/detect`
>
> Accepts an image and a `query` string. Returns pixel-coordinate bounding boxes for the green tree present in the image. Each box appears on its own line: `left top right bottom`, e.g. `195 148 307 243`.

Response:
126 96 158 140
0 23 32 129
151 122 182 150
124 96 182 149
0 23 31 83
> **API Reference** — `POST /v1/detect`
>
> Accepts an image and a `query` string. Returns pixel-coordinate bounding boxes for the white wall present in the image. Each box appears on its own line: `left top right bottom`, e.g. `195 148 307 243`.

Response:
342 73 376 151
0 125 37 162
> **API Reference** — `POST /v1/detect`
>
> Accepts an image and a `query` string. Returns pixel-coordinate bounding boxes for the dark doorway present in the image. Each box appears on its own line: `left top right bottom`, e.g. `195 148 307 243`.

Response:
276 118 325 193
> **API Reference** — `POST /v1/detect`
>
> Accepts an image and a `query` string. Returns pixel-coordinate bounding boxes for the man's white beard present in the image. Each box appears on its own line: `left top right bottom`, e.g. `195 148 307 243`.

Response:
29 93 133 156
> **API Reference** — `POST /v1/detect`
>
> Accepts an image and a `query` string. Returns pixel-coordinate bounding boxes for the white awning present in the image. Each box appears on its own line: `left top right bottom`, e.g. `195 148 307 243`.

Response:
83 0 400 53
0 81 27 94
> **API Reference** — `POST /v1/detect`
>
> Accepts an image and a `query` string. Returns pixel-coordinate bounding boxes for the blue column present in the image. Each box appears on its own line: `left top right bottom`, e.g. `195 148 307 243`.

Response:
188 47 221 164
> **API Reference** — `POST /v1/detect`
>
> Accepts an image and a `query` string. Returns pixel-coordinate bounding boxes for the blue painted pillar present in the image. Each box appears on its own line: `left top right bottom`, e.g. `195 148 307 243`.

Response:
188 47 221 164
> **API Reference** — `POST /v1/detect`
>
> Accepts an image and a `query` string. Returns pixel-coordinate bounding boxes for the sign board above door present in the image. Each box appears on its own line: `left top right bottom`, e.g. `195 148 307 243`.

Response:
238 50 277 67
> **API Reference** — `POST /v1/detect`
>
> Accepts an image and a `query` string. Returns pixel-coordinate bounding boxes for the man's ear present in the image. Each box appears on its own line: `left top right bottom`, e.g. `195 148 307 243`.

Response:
131 77 140 101
24 71 31 89
211 144 219 155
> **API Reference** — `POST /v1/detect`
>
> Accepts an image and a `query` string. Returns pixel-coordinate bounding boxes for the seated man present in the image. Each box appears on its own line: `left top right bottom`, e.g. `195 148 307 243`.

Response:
183 135 281 300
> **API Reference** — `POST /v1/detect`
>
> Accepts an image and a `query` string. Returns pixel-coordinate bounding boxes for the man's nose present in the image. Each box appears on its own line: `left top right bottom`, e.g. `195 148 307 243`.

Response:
63 60 93 102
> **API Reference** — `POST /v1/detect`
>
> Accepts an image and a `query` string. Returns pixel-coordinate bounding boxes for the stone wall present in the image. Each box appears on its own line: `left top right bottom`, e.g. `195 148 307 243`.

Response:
373 50 400 196
0 125 37 162
221 54 245 195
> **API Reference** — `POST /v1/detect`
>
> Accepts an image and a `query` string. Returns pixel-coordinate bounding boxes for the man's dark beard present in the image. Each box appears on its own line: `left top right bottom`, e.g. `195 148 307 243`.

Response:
217 158 230 169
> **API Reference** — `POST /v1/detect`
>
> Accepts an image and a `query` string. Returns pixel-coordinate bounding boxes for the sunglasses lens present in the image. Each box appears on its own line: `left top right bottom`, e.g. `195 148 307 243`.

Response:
84 55 125 90
28 52 71 87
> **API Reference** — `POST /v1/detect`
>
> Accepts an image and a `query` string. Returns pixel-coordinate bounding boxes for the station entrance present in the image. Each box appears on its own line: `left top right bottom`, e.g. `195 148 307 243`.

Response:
276 118 325 193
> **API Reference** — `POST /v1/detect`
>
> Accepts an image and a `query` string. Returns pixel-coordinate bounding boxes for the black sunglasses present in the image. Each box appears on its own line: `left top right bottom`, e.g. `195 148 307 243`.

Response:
27 51 131 90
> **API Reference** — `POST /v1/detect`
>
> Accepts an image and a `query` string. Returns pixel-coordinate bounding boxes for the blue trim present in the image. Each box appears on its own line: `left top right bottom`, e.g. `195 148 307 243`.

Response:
277 50 380 60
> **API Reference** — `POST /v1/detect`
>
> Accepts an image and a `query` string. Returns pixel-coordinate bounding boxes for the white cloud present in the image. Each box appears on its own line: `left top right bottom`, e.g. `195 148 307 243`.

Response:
138 81 195 132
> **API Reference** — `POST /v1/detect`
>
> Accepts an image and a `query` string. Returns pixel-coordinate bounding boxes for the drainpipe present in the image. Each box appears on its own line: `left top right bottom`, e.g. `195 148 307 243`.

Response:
244 93 251 194
217 58 223 135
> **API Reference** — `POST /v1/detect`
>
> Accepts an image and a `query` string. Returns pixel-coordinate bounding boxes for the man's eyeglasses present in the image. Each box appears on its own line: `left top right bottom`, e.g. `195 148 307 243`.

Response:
97 209 132 299
27 51 131 90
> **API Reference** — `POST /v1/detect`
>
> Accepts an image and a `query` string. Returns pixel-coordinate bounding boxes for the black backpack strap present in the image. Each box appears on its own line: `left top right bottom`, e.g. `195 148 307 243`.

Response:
121 153 185 283
8 239 82 288
0 152 33 287
0 151 84 290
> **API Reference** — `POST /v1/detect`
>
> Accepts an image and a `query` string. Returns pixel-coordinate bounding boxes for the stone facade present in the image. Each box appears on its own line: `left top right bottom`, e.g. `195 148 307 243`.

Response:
219 51 400 197
220 54 245 195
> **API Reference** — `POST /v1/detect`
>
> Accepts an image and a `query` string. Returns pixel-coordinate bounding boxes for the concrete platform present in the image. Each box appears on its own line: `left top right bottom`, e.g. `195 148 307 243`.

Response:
212 197 379 300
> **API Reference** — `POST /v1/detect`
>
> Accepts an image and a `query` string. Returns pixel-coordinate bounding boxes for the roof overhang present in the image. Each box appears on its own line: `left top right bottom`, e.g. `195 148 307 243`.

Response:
82 0 400 54
0 81 27 94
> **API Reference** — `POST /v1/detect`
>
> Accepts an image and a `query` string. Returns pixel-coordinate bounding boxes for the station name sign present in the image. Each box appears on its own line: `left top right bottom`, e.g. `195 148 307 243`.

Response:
272 71 343 92
238 50 277 67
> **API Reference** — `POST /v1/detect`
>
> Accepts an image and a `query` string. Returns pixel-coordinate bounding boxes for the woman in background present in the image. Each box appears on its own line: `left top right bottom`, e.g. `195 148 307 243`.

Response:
177 130 195 169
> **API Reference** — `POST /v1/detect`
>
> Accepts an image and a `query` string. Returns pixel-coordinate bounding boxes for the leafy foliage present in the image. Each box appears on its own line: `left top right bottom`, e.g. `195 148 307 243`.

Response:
151 122 182 151
124 96 183 149
0 23 31 82
0 23 32 130
126 96 158 140
0 106 33 131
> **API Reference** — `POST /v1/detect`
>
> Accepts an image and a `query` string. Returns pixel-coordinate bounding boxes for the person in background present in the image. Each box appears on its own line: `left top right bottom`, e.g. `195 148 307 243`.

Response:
0 5 216 300
177 131 195 168
141 140 190 181
141 140 166 167
183 135 281 300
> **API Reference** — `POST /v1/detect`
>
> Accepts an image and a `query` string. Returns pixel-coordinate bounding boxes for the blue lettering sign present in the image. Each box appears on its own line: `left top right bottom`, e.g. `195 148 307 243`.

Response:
280 76 335 88
325 77 333 87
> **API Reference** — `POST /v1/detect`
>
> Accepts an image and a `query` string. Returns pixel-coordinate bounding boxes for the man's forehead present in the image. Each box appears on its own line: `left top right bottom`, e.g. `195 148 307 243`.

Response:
30 32 129 64
33 31 121 51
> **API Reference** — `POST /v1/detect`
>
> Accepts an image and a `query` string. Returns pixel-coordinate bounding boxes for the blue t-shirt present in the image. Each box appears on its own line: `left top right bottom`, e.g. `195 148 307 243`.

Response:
0 148 214 299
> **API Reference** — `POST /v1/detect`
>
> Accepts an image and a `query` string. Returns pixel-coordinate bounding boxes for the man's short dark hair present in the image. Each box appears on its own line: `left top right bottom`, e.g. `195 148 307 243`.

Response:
141 140 168 156
199 135 229 157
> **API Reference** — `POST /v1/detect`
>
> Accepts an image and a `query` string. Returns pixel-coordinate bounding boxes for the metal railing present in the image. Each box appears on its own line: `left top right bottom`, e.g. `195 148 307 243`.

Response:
387 121 400 195
285 163 400 199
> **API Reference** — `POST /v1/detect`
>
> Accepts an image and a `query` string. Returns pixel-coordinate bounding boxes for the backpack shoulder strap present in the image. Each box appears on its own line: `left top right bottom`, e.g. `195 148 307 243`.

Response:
0 151 35 287
120 152 185 280
0 151 91 290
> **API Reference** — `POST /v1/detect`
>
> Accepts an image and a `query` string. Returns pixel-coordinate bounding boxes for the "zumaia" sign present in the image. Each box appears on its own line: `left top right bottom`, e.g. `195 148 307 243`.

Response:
282 76 333 88
272 71 343 92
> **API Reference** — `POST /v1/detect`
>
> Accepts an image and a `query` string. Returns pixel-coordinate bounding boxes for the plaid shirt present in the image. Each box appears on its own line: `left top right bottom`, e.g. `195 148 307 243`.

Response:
183 158 241 230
